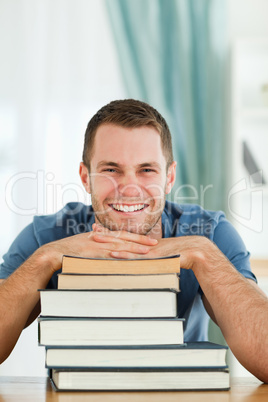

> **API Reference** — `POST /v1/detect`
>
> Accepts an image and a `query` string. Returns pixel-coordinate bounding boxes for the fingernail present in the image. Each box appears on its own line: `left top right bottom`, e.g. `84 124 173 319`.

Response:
111 251 119 257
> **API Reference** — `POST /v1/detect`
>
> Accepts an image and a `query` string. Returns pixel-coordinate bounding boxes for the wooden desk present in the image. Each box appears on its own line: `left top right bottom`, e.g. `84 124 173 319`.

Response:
0 376 267 402
250 259 268 277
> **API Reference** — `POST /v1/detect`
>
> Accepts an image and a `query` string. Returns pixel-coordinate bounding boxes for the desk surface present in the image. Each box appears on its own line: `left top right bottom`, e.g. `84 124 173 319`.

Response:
0 376 267 402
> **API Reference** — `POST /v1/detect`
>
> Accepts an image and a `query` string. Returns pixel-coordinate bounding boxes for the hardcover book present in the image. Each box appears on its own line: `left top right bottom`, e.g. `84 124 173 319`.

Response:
38 317 184 346
61 254 180 275
39 289 178 318
45 342 228 369
50 367 230 391
57 272 180 291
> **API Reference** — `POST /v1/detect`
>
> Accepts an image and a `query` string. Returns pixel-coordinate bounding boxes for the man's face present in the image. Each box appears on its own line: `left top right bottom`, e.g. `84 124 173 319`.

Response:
82 124 176 239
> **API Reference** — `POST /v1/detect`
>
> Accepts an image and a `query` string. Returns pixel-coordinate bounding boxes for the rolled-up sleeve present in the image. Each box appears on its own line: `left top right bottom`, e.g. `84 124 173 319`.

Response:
212 215 257 283
0 223 39 279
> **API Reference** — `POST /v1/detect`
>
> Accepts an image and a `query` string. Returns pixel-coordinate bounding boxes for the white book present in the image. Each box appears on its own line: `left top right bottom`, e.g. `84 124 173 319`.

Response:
50 368 230 391
39 289 178 318
38 318 184 346
45 342 228 369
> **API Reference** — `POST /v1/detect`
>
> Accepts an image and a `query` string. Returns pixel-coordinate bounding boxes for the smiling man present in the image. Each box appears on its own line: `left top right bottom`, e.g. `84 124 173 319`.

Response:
0 99 268 382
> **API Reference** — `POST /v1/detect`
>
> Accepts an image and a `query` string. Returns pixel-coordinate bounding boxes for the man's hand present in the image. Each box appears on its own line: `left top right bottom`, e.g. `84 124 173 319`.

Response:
144 236 214 269
92 224 212 270
40 223 158 273
90 223 158 260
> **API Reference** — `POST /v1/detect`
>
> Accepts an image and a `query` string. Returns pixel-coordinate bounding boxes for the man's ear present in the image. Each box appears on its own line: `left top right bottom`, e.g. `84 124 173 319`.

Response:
165 161 177 195
79 162 91 194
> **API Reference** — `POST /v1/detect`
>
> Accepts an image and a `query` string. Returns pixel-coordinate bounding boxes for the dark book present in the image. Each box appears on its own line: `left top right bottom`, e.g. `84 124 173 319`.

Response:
45 342 228 369
57 272 180 291
38 317 184 346
61 254 180 275
49 367 230 391
39 289 178 318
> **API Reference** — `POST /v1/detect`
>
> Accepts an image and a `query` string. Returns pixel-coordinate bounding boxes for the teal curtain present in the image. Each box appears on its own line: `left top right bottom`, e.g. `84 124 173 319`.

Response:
105 0 227 211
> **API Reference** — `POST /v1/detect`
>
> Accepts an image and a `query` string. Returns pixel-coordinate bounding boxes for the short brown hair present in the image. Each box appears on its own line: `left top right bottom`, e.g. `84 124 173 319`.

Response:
82 99 174 170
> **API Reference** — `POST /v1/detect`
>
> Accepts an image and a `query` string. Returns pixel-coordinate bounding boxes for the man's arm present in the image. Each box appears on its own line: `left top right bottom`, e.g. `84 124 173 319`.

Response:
0 251 53 363
202 278 267 325
0 229 157 364
93 228 268 383
193 243 268 384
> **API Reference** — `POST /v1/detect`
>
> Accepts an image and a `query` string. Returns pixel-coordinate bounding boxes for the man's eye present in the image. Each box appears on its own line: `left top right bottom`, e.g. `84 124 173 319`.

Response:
142 168 154 173
103 169 116 173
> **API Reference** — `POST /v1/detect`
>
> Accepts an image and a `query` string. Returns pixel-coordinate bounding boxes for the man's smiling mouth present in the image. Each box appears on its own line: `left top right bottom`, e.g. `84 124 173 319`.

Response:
109 203 149 213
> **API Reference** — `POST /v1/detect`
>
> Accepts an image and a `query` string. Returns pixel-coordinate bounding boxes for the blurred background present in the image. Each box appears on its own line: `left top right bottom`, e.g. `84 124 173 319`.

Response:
0 0 267 377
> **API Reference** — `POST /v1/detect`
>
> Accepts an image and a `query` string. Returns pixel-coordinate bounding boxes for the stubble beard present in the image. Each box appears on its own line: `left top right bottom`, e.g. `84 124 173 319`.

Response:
91 192 165 236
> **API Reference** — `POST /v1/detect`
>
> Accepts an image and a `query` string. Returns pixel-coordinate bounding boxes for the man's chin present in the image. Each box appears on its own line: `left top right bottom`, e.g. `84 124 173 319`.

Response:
94 219 143 234
95 214 162 236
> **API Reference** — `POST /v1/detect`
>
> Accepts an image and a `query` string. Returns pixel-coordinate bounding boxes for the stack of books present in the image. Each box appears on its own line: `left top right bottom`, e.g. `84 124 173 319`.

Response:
38 254 230 391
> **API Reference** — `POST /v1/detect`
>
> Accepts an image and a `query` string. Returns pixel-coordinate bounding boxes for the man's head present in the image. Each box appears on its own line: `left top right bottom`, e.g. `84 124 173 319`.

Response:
82 99 174 172
80 99 176 238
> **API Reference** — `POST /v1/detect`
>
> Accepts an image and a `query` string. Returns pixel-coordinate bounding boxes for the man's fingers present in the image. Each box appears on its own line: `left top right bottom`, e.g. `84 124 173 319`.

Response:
92 223 110 233
110 251 150 259
92 224 158 246
93 233 150 254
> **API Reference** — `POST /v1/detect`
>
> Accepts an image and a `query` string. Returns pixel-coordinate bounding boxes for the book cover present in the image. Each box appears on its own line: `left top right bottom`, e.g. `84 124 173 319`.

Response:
61 254 180 274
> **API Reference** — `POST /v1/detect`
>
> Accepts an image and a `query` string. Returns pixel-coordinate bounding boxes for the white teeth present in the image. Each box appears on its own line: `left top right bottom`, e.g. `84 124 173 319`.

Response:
112 204 145 212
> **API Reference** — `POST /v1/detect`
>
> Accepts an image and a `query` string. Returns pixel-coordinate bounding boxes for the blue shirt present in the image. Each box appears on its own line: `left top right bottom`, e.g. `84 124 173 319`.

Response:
0 201 256 342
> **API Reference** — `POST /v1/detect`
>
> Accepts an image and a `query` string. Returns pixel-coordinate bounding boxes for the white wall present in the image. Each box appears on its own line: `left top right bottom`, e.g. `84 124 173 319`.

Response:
227 0 268 38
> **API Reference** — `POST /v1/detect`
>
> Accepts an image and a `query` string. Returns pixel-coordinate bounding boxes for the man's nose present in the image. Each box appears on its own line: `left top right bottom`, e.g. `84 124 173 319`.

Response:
117 173 143 198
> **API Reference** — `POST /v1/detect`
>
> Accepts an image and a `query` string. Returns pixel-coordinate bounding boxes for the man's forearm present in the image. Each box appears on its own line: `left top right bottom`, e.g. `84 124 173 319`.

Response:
0 248 55 363
191 242 268 383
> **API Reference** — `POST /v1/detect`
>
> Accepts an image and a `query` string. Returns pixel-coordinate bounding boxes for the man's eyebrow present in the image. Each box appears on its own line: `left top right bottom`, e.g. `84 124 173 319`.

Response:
96 161 121 169
96 161 162 170
137 162 162 170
